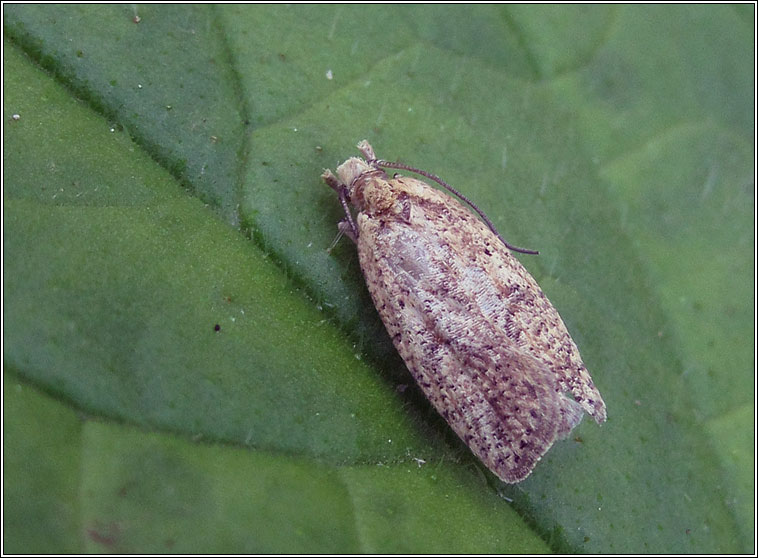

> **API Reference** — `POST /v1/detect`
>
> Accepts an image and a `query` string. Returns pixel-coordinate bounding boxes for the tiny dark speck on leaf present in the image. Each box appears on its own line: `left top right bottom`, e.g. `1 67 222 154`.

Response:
87 522 119 547
214 324 221 332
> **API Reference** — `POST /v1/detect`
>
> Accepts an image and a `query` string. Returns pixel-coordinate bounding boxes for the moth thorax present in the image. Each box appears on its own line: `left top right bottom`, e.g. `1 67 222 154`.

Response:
336 157 390 212
358 176 397 214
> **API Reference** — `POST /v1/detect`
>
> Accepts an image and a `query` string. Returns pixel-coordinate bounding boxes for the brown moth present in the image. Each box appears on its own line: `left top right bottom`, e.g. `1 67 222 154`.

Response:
322 141 606 483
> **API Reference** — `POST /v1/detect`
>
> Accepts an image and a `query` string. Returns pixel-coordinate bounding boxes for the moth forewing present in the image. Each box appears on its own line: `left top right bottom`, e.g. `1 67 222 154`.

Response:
323 141 606 483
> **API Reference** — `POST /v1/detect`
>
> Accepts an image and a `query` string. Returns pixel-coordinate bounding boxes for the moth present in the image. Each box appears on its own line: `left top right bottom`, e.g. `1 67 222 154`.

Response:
322 141 606 483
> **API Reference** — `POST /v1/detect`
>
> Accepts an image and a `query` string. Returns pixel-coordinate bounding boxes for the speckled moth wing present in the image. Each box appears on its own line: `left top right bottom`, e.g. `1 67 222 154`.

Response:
354 176 588 482
324 141 606 483
360 173 605 417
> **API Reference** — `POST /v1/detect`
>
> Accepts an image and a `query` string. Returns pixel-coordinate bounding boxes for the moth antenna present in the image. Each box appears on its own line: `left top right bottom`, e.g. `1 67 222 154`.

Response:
372 158 539 255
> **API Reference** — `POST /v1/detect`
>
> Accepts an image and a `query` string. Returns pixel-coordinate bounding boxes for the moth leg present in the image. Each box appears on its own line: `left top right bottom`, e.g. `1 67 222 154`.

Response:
337 219 358 242
321 168 359 242
327 219 359 253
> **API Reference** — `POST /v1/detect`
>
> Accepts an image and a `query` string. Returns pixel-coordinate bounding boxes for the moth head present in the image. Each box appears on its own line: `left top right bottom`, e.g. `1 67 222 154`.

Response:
336 157 373 189
334 157 386 209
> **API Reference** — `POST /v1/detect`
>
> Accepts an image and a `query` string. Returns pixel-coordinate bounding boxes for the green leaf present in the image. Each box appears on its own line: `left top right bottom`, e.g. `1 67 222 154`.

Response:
3 4 752 553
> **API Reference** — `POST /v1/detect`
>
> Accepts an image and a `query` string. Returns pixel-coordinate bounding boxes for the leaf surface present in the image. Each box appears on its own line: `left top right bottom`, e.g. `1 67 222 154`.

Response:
3 4 753 553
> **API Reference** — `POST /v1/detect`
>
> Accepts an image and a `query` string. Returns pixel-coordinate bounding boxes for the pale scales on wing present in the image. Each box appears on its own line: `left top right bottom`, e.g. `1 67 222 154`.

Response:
323 141 606 483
